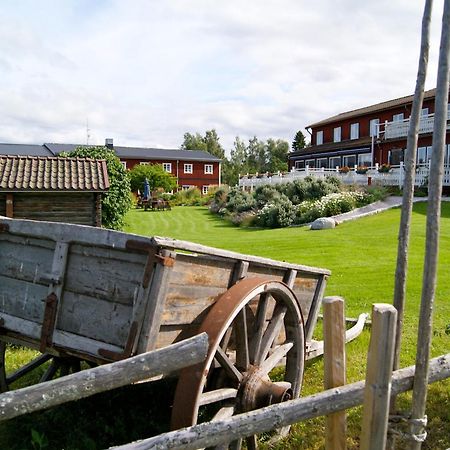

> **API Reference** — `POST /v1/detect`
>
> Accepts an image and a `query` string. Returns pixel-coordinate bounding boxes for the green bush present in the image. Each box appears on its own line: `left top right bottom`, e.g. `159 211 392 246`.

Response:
61 146 131 230
256 197 296 228
277 176 341 204
225 187 256 213
172 187 205 206
254 184 284 208
128 163 177 193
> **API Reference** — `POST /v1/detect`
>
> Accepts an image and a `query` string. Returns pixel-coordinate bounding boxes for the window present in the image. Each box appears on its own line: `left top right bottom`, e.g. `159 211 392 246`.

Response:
163 162 172 173
316 158 328 168
389 148 404 165
295 160 305 169
343 155 356 167
358 153 372 167
139 162 149 165
393 113 404 122
350 123 359 140
421 108 429 117
120 161 127 169
329 156 341 168
369 118 380 137
184 163 193 174
446 145 450 166
316 130 323 145
202 185 210 195
333 127 341 143
182 185 193 190
417 147 427 164
306 159 315 167
204 164 213 174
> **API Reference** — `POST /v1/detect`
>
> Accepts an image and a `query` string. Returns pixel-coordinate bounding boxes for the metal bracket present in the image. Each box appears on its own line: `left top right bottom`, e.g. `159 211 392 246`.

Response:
126 240 175 288
98 321 139 361
40 293 59 353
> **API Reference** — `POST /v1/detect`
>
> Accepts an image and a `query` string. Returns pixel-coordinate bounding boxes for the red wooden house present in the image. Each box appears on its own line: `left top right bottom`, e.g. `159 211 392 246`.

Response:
288 87 450 170
0 140 221 195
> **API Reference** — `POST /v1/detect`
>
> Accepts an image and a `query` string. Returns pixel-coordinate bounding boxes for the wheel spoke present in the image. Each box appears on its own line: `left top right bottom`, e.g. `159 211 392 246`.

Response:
259 342 294 374
199 388 238 406
215 347 243 382
229 439 242 450
255 304 287 366
211 405 235 422
249 293 269 364
246 435 257 450
234 307 249 371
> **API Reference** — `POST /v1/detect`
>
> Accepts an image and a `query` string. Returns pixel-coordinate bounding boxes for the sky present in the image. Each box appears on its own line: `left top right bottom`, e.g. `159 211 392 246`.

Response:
0 0 447 154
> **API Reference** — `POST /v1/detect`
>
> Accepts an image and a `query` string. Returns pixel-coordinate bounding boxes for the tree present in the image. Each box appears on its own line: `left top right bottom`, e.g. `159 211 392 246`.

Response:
181 129 225 159
128 164 177 193
265 139 289 173
222 137 248 186
292 130 307 152
181 132 207 152
62 146 132 230
246 137 266 173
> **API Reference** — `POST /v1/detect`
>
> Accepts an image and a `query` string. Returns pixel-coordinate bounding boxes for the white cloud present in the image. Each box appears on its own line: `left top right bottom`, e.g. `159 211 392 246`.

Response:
0 0 446 153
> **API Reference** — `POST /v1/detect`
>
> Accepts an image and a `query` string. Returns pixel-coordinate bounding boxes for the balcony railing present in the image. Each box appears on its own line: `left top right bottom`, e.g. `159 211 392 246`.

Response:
238 163 450 189
379 112 450 140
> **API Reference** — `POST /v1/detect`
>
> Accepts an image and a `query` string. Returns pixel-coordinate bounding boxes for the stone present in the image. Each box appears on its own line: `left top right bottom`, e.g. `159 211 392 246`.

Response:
310 217 336 230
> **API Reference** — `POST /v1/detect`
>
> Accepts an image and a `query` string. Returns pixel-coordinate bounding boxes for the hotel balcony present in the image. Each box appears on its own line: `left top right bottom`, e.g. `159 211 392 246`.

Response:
380 111 450 140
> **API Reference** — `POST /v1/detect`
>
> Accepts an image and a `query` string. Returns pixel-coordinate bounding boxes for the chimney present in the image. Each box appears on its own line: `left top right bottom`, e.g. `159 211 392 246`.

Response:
105 138 114 149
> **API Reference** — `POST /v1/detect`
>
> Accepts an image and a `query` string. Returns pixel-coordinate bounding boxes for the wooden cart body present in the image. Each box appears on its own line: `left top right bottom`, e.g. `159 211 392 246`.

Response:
0 217 329 364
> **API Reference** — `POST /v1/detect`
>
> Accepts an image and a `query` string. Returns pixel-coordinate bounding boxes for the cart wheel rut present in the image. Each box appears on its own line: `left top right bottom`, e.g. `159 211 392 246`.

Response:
171 277 305 449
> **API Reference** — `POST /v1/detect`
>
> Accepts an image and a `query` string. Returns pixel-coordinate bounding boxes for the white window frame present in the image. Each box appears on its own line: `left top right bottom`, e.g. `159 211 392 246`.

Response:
369 118 380 137
350 123 359 140
295 160 305 169
204 164 213 174
343 154 357 167
120 161 127 169
316 130 323 145
163 162 172 173
420 108 429 117
316 158 328 168
139 162 149 165
333 127 341 143
202 185 209 195
182 185 193 191
305 159 315 167
184 163 193 174
329 156 341 168
358 153 372 167
393 113 404 122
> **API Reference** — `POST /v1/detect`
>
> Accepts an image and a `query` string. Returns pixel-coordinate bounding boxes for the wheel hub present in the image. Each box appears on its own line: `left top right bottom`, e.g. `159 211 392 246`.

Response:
238 366 292 412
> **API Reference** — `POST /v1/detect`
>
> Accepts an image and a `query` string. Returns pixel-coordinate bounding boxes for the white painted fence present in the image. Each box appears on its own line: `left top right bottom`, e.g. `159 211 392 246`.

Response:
238 163 450 190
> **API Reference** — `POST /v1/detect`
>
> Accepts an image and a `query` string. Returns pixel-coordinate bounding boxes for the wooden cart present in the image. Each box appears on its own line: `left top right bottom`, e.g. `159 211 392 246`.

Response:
0 216 330 446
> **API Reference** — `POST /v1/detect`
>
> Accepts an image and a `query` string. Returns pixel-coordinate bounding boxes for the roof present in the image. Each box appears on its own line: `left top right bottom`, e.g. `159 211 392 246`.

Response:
0 155 110 192
44 143 222 162
0 143 54 157
307 87 438 128
289 136 372 158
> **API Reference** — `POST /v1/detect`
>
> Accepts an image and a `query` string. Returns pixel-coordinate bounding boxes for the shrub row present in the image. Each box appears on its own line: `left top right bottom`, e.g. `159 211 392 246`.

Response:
210 176 386 228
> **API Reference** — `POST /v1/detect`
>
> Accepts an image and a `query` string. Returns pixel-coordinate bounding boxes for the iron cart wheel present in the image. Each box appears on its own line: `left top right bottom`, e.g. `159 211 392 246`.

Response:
171 277 305 449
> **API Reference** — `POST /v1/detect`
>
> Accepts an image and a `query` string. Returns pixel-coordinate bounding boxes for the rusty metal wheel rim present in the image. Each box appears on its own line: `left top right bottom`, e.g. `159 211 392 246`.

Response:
171 277 305 447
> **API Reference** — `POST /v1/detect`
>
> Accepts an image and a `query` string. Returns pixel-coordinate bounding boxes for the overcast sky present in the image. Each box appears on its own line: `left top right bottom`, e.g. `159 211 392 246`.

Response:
0 0 446 153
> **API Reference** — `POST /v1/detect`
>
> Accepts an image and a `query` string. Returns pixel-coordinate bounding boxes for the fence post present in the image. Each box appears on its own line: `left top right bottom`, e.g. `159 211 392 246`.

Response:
360 304 397 450
323 296 347 450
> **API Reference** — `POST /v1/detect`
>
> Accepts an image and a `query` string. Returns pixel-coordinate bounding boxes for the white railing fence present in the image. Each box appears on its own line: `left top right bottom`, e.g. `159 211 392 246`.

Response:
238 163 447 190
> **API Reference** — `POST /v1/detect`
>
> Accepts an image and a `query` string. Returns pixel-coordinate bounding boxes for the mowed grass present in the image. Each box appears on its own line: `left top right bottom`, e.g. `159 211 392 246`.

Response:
124 202 450 449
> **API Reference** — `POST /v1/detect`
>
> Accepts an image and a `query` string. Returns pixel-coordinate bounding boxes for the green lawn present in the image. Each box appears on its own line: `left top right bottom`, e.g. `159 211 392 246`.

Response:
124 202 450 449
1 203 448 449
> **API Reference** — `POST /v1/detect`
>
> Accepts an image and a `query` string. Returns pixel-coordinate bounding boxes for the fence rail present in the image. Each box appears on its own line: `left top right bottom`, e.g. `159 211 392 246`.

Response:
238 163 450 190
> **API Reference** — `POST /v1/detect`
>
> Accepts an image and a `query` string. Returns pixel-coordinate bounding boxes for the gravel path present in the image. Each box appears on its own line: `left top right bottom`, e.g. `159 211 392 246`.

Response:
332 196 429 224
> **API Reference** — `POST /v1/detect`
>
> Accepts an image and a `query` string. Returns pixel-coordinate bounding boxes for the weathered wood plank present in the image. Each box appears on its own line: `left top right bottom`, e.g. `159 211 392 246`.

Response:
152 236 331 276
305 274 327 342
0 333 209 422
323 296 347 450
360 304 397 450
114 353 450 450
